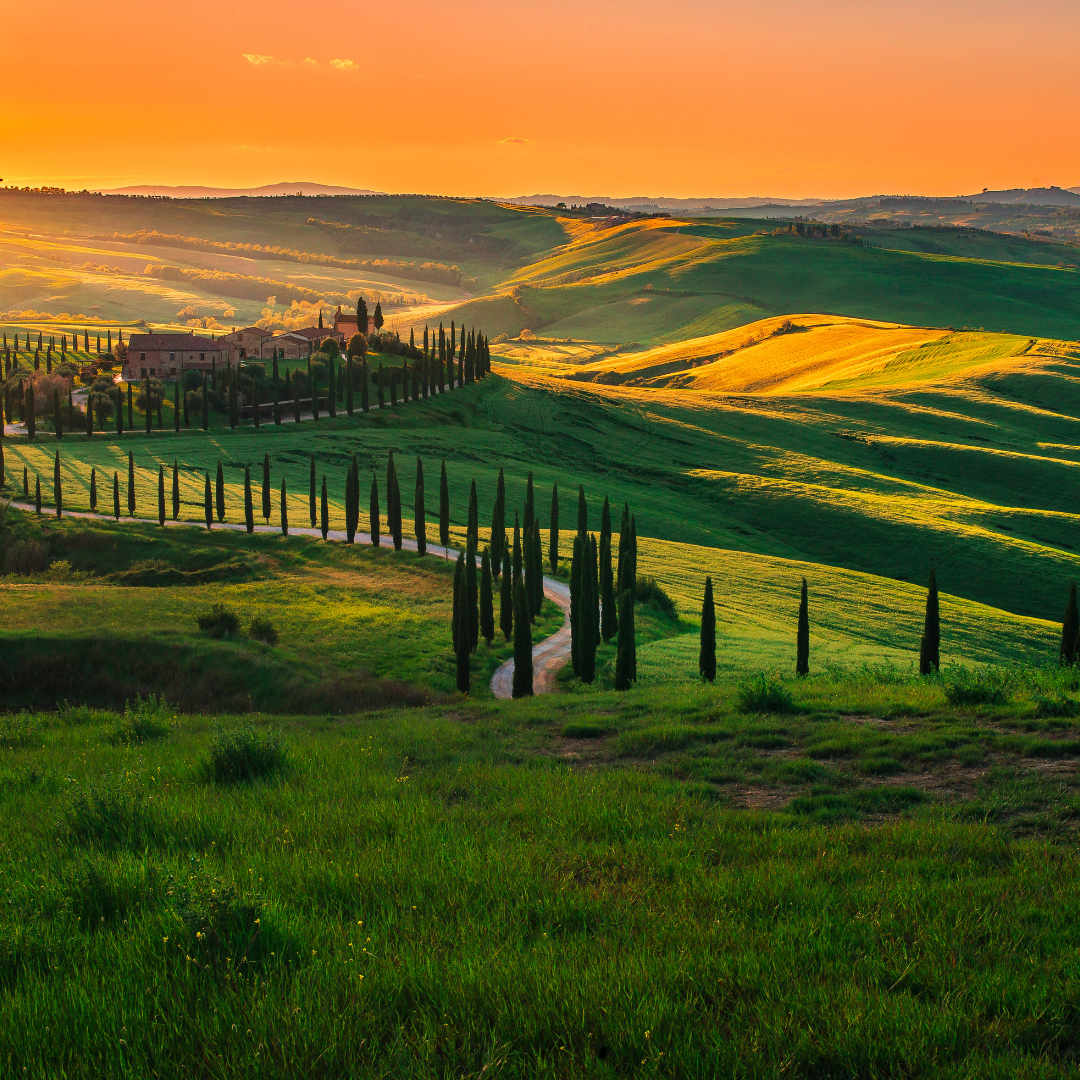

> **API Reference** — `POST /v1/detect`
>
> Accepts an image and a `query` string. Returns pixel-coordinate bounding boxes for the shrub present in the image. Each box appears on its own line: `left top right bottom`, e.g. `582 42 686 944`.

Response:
1035 695 1079 718
196 603 241 639
201 724 287 784
942 666 1010 706
107 695 175 745
635 575 677 617
249 615 279 645
4 539 49 576
738 672 794 714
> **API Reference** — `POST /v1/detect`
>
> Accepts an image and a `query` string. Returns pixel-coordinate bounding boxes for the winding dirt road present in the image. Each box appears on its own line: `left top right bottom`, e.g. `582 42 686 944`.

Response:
489 578 571 699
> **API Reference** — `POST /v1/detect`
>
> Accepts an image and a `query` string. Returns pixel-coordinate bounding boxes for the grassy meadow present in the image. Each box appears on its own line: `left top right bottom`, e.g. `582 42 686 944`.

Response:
5 190 1080 1075
7 673 1080 1076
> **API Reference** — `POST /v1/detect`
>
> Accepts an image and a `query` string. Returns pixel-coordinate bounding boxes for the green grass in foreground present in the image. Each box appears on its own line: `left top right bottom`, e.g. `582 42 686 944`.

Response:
6 676 1080 1076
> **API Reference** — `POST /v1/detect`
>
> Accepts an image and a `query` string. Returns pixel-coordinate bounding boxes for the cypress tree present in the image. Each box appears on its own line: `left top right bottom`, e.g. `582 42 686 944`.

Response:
361 359 369 413
309 454 317 529
919 570 940 675
1062 584 1080 665
23 467 28 498
204 473 213 530
244 467 254 534
512 512 522 584
512 573 533 698
327 360 336 418
293 370 301 424
252 377 260 428
214 460 224 522
439 460 450 546
466 549 479 652
467 479 478 555
201 383 208 430
388 450 402 550
172 460 179 520
414 457 426 555
580 534 598 683
345 458 357 544
492 467 506 570
490 498 505 579
127 452 135 516
524 471 535 533
274 383 281 425
577 484 587 537
378 363 385 409
370 475 380 547
113 471 120 520
699 576 716 682
86 392 93 436
629 516 638 680
796 577 810 676
455 559 471 694
35 474 41 514
26 384 35 440
346 356 354 415
500 548 513 640
261 453 271 522
144 378 151 434
479 547 495 645
530 520 544 619
617 501 631 603
127 383 133 430
174 380 180 432
615 588 635 691
600 497 616 641
54 389 62 438
53 449 62 518
390 362 398 407
321 476 329 540
549 483 559 575
89 467 97 513
570 533 582 675
280 478 288 535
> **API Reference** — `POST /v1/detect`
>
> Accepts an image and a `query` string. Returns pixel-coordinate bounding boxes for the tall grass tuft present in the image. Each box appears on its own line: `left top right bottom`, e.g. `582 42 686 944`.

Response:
738 672 795 713
201 724 288 784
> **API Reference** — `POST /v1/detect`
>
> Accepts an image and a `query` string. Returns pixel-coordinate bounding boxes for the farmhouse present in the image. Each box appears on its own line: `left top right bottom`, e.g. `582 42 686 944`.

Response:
217 326 267 363
124 333 226 380
334 308 374 339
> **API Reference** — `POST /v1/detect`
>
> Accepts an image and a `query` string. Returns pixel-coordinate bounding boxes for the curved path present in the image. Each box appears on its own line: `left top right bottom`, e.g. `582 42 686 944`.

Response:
489 578 571 699
9 501 576 698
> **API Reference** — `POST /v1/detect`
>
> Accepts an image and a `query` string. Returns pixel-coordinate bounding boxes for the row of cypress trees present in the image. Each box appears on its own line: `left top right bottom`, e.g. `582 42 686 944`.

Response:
696 571 943 682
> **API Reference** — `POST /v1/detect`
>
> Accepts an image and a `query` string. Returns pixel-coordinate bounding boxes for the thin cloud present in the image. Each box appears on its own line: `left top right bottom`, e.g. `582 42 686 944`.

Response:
242 53 276 66
499 137 530 144
330 58 359 70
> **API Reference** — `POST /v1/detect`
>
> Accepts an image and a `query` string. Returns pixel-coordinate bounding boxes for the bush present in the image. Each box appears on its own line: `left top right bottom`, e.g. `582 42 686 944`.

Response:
942 666 1010 706
4 539 49 576
1035 695 1079 718
201 724 287 784
196 604 241 639
738 672 795 714
249 615 279 645
135 379 166 412
106 695 175 745
635 576 677 617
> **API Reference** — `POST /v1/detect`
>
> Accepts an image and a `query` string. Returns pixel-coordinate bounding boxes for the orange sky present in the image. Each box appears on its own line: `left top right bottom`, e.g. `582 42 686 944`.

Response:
3 0 1079 198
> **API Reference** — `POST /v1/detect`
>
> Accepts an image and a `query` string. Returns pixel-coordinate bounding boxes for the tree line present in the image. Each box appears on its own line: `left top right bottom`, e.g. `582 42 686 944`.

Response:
0 319 492 439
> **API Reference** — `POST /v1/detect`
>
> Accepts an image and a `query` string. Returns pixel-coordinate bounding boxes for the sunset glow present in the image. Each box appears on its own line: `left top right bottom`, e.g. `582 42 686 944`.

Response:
2 0 1079 197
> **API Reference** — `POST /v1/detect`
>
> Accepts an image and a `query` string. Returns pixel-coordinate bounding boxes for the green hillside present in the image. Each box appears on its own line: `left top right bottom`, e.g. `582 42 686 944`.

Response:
433 217 1080 345
5 323 1080 637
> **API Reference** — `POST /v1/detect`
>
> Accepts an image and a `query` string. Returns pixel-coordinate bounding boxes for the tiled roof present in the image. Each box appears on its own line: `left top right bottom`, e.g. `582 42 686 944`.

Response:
127 333 226 351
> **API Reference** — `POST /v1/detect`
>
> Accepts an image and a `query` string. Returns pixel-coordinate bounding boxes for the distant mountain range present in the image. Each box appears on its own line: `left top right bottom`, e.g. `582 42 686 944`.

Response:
507 187 1080 211
95 182 380 198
